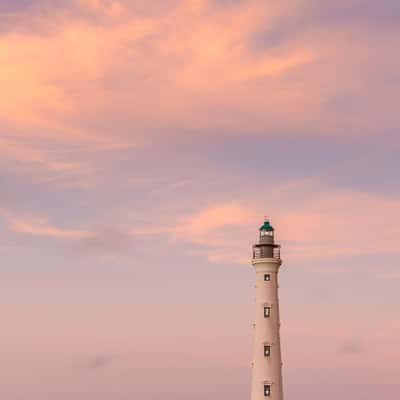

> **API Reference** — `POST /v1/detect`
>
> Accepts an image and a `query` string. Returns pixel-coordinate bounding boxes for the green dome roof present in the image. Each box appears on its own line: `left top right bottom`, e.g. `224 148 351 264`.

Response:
259 220 274 231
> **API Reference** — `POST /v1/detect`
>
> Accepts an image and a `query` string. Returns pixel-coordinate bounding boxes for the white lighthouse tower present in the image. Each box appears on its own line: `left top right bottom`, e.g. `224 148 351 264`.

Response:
251 219 283 400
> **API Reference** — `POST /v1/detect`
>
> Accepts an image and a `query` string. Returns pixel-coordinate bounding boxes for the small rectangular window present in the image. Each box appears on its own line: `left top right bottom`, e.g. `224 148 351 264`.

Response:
264 306 271 318
264 274 270 281
264 384 271 397
264 344 271 357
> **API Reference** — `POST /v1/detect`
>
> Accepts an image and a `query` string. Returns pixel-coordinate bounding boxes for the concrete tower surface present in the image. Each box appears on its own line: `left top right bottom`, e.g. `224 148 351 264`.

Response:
251 219 283 400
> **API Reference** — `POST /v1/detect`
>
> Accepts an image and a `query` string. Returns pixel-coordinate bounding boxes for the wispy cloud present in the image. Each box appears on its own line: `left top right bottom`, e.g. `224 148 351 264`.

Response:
166 187 400 263
77 225 132 255
5 213 89 239
337 338 365 356
1 0 398 192
173 203 254 242
171 203 255 263
85 353 122 370
0 2 398 399
0 0 314 139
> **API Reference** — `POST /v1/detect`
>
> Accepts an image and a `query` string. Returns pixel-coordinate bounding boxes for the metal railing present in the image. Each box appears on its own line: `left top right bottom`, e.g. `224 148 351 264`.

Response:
252 246 281 259
273 247 281 259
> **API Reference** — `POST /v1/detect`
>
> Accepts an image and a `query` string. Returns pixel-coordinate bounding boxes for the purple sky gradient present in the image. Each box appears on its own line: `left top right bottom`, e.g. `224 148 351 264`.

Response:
0 1 399 399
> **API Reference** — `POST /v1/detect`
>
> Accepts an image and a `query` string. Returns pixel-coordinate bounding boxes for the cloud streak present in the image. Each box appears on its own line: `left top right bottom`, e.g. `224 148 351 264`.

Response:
1 0 398 189
338 338 365 356
0 2 399 399
4 183 400 264
86 353 121 370
168 187 400 263
5 214 89 239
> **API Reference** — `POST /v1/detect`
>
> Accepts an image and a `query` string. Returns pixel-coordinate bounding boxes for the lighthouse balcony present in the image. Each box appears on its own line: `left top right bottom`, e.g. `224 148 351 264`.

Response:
252 244 281 260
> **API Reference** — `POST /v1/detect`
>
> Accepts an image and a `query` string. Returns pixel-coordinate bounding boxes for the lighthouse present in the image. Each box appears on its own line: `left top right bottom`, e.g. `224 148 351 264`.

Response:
251 219 283 400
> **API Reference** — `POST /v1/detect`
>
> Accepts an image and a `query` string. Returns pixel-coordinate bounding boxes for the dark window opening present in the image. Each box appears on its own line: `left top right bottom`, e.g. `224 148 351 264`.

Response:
264 384 271 397
264 306 271 318
264 344 271 357
264 274 270 281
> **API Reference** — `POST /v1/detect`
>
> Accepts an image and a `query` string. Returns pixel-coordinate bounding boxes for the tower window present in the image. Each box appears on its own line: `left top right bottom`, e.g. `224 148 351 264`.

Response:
264 384 271 397
264 306 271 318
264 344 271 357
264 274 270 281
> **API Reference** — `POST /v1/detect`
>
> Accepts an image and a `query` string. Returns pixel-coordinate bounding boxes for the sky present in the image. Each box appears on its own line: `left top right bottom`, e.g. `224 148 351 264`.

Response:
0 0 399 399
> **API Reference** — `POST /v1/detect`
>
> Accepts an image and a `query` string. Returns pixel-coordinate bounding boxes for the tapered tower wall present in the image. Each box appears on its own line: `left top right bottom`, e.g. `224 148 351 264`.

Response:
250 221 283 400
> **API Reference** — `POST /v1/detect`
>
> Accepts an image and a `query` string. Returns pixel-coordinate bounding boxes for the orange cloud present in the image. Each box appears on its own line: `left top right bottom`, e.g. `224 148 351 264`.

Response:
2 184 400 265
166 186 400 264
274 190 400 259
171 203 255 263
0 0 315 143
1 0 398 154
3 0 397 188
177 203 254 237
4 213 89 239
0 8 154 128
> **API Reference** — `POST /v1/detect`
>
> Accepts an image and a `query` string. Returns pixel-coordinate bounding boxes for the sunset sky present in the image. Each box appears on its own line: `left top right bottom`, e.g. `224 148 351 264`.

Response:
1 1 399 399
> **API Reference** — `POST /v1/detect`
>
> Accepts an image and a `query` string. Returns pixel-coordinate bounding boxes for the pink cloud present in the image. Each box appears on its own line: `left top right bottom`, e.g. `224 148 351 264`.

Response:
275 190 400 259
164 186 400 264
0 1 314 140
1 0 398 186
175 203 254 238
171 203 255 263
4 185 399 265
5 214 89 239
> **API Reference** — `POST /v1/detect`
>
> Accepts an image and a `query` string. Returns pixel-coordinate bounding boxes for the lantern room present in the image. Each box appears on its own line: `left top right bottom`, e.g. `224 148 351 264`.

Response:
259 220 274 239
253 218 281 259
